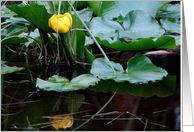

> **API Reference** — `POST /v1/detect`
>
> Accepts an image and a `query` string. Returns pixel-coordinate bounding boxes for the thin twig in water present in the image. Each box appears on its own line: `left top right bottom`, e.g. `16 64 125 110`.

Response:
107 112 124 125
143 119 148 131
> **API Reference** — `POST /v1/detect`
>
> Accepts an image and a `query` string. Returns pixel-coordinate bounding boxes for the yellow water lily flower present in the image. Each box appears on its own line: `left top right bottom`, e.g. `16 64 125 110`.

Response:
49 115 74 130
48 13 72 34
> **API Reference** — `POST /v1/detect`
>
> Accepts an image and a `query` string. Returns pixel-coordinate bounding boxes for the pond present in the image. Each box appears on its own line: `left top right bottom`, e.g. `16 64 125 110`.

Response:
1 1 181 131
1 49 180 131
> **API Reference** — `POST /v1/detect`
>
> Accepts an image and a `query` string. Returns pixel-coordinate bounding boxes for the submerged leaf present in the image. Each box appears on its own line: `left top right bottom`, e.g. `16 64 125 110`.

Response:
90 53 168 83
36 74 99 92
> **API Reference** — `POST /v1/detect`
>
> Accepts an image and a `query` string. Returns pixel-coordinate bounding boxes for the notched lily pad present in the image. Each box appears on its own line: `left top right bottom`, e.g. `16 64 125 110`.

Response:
90 52 168 84
36 74 100 92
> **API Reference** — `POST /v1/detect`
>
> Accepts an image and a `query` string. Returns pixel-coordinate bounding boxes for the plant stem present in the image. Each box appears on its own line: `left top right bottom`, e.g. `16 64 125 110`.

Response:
67 1 116 74
60 34 76 66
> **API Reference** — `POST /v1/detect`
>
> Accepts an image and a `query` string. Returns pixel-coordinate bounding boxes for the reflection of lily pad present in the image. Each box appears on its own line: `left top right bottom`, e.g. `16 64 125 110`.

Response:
36 74 99 92
90 52 168 83
1 61 24 74
90 75 176 98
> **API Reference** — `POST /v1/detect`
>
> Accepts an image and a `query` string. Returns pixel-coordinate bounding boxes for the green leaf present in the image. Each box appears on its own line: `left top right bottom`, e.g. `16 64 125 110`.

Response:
90 75 176 98
89 10 165 44
75 7 93 22
90 53 168 83
89 17 124 44
1 5 16 18
36 74 100 92
95 35 176 51
121 10 165 40
156 3 180 18
2 17 31 26
1 36 27 45
7 4 53 33
160 18 180 34
89 17 124 39
87 1 101 15
85 45 96 64
72 15 84 29
126 52 168 83
98 1 169 18
1 60 24 74
75 30 85 61
168 35 180 46
1 25 27 37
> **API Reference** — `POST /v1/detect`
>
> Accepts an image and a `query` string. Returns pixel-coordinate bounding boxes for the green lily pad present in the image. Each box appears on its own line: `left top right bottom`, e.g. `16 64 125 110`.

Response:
90 10 165 44
98 1 169 18
36 74 100 92
90 52 168 83
121 10 165 39
160 18 180 34
95 35 176 51
90 75 176 98
156 3 180 18
1 61 24 74
7 4 53 33
75 7 93 22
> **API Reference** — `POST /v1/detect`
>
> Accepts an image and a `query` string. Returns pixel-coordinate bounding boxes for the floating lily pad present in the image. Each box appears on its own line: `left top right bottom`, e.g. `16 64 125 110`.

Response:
89 10 175 51
36 74 100 92
90 10 165 42
90 75 176 98
160 18 180 34
95 35 176 51
75 7 93 22
156 3 180 18
98 1 169 18
90 52 168 83
1 60 24 74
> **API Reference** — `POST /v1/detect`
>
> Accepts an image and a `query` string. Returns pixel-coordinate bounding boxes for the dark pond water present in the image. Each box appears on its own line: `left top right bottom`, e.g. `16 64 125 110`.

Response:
1 50 180 131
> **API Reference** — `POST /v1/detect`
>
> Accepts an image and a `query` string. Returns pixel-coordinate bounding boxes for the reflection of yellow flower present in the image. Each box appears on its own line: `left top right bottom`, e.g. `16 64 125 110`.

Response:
48 13 72 34
50 115 74 130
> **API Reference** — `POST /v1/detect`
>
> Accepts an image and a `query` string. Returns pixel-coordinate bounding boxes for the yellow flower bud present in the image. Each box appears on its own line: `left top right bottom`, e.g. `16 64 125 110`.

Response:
48 13 72 34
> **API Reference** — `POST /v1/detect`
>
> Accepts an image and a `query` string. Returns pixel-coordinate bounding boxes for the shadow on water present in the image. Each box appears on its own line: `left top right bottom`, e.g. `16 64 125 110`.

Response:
1 51 180 131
